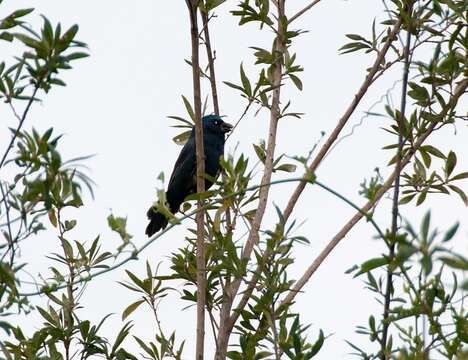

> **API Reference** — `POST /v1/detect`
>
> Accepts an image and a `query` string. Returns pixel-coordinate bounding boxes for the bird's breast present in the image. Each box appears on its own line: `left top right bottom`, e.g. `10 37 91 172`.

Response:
203 136 224 178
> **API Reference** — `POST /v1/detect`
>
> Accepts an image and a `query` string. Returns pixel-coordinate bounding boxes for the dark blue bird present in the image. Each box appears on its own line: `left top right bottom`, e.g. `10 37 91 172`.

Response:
146 115 232 237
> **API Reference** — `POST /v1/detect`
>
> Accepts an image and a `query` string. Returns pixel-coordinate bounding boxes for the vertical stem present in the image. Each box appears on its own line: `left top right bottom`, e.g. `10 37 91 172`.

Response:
380 26 412 359
201 11 220 116
216 2 286 358
270 304 280 360
201 9 233 232
57 209 75 360
200 9 238 359
187 1 206 359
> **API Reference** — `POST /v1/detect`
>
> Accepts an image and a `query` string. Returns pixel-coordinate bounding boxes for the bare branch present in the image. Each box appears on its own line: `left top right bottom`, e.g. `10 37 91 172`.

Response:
0 85 41 169
282 19 403 222
381 26 412 357
217 1 286 358
281 78 468 307
187 0 206 358
201 11 220 115
289 0 323 23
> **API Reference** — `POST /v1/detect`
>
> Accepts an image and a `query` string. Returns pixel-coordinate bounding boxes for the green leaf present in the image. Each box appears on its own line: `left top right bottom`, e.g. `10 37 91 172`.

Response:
421 145 445 158
173 130 191 146
240 63 252 97
345 264 358 274
66 51 89 60
399 194 415 205
59 24 79 49
64 220 76 231
41 15 53 44
275 163 297 173
14 33 40 49
442 222 459 242
445 151 457 177
440 256 468 270
289 73 303 90
11 8 35 19
308 329 324 357
354 257 388 277
205 0 226 11
408 82 429 103
462 279 468 291
0 32 14 42
223 81 244 92
48 210 57 227
253 143 266 163
421 211 431 243
416 189 428 206
448 184 468 206
339 41 371 54
122 299 145 320
107 214 133 243
181 95 195 121
345 34 370 42
450 172 468 181
185 190 215 202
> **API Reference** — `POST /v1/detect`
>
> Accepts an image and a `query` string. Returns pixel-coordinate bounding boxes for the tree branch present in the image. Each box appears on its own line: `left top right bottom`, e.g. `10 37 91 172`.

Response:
216 2 286 357
281 78 468 307
380 26 412 359
201 11 220 116
0 85 41 169
186 1 206 358
282 18 402 222
289 0 323 23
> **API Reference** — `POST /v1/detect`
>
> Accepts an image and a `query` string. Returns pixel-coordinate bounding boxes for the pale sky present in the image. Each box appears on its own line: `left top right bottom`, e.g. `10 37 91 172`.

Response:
2 1 467 359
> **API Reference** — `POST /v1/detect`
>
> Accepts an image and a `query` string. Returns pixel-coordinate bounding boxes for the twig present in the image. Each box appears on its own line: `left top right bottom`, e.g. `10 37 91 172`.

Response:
289 0 322 23
282 19 403 222
201 11 220 116
380 26 412 359
0 183 14 265
0 85 41 169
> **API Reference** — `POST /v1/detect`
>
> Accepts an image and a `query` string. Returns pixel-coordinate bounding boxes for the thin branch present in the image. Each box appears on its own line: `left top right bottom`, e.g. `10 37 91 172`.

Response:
239 0 285 278
0 183 14 265
282 18 403 223
289 0 322 23
281 78 468 308
216 2 287 358
186 1 206 359
380 26 412 359
0 86 41 169
200 8 233 235
201 11 220 116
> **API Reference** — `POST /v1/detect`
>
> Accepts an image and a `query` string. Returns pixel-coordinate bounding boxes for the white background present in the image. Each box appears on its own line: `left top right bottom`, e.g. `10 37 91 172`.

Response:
1 1 467 359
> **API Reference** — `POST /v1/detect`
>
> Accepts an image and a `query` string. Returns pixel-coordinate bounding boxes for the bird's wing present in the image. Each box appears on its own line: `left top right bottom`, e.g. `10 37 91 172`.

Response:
168 136 196 188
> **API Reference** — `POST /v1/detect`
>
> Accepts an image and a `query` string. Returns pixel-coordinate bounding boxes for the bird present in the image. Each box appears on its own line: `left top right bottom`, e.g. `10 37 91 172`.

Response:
145 114 233 237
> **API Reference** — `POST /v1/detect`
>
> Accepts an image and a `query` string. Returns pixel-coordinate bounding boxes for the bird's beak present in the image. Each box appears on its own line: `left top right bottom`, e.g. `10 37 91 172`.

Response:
220 121 233 133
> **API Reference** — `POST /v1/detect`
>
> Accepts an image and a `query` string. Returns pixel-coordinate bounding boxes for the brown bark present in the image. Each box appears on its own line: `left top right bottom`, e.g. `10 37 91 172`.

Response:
186 1 206 359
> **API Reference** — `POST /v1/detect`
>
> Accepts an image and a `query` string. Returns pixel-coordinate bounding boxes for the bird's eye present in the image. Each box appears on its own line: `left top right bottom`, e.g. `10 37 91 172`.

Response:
215 120 220 125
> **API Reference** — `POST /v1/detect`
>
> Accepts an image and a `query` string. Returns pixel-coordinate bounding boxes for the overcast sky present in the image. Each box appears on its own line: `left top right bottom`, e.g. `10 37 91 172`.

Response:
2 1 467 359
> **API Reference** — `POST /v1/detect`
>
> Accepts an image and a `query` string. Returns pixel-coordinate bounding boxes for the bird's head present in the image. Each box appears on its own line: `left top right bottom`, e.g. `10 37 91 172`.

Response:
202 115 233 135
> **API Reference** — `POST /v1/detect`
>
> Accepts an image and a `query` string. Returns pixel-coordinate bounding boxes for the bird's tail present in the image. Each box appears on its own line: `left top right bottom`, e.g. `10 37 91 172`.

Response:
145 207 169 237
